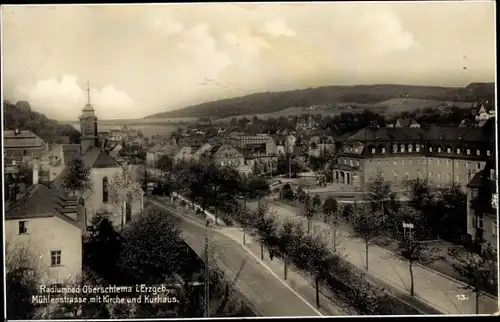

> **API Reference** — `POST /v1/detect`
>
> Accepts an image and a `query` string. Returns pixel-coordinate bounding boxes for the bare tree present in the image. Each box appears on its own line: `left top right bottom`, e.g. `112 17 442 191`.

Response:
109 168 144 230
350 203 386 271
448 242 498 314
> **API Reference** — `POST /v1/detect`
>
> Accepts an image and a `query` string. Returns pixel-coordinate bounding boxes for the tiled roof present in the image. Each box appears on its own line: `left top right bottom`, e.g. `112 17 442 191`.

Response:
6 183 81 228
346 127 425 143
3 130 45 148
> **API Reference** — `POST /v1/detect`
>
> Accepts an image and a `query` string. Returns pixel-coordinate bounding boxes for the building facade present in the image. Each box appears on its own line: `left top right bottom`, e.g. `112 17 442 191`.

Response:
332 125 495 191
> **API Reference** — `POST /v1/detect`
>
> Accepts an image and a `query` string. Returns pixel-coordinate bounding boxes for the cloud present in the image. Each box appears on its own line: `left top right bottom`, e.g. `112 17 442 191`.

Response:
16 75 137 120
262 19 296 38
153 17 184 35
358 10 416 53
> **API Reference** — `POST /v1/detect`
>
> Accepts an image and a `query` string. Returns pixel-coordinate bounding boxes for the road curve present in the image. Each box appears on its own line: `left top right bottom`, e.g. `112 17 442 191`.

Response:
146 198 323 317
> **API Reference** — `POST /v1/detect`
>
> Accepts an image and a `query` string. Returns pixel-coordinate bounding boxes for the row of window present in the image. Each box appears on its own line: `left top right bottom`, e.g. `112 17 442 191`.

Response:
345 157 484 170
373 171 472 183
345 144 492 157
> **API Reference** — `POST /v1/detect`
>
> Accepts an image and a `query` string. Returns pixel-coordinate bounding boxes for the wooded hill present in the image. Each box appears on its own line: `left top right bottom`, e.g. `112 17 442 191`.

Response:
145 83 495 119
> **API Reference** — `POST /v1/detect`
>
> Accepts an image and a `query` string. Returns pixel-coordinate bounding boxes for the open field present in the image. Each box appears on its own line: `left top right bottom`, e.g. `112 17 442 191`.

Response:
214 98 472 123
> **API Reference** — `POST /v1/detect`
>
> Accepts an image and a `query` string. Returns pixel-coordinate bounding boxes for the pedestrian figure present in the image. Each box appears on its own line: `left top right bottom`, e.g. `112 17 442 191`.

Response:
269 250 274 261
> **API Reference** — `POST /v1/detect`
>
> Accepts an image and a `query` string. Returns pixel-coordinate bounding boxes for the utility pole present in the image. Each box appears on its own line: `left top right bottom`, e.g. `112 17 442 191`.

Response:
204 219 210 317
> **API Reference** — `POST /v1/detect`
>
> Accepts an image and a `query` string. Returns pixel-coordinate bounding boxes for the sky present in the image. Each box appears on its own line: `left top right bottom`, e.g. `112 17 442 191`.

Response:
2 2 496 121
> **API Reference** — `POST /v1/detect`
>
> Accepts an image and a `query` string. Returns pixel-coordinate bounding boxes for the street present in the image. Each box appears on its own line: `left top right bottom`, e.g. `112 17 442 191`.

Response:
253 200 499 315
146 198 327 317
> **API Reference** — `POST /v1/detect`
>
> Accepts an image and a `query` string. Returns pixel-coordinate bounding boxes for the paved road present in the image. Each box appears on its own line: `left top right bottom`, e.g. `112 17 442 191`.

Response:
251 200 499 315
146 198 324 317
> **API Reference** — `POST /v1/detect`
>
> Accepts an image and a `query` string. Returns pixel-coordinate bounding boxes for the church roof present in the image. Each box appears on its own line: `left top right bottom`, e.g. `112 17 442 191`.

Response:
81 147 121 168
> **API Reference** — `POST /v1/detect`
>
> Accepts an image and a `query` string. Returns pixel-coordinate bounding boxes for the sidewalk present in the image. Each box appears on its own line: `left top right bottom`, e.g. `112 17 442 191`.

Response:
220 227 351 316
261 201 499 315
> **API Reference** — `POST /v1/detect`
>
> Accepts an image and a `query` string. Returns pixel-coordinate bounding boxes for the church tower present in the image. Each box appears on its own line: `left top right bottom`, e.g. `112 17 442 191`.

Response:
79 81 99 154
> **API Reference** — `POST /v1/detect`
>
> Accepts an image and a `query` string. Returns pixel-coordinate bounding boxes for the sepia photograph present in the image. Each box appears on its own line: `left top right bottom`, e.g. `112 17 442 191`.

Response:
1 1 498 319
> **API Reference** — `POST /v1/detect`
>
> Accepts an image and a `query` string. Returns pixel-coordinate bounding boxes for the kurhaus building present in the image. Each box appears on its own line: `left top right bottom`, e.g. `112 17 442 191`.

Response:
332 121 495 191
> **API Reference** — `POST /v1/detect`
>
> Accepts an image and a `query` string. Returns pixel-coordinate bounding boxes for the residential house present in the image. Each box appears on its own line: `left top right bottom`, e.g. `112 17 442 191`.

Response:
146 139 179 166
34 144 81 182
332 125 495 191
4 129 47 166
273 135 287 156
173 145 198 163
466 166 498 252
308 135 335 157
192 143 215 162
295 115 318 131
200 144 245 168
5 183 84 285
225 132 277 157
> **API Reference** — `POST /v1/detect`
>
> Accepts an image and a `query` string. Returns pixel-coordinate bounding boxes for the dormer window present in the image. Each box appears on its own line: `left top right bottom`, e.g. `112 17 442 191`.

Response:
467 149 470 155
476 150 480 156
415 144 420 152
456 148 461 154
408 144 413 152
393 145 397 153
371 148 375 154
487 150 491 156
381 147 386 154
400 144 405 153
354 147 358 153
447 148 451 154
429 147 433 152
437 147 442 153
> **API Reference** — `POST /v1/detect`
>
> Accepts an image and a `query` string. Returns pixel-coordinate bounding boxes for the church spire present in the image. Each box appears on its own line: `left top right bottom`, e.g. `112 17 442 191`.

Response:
87 80 91 105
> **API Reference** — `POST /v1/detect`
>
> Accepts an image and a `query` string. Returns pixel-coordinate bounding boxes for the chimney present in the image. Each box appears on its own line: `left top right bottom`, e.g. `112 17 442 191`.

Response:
32 160 39 185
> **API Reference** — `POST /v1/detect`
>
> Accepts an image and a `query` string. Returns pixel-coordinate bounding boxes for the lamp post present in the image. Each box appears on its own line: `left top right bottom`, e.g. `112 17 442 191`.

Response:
204 219 211 317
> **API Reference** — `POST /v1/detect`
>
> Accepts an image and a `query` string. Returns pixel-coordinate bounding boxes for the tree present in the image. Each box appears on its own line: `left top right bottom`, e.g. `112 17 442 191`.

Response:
296 186 307 203
367 169 392 214
246 177 270 200
280 183 295 201
350 203 386 271
394 207 440 296
406 178 436 236
62 157 92 197
119 206 186 285
435 183 467 241
277 219 303 280
109 169 144 230
156 154 174 174
301 194 320 234
83 212 123 284
448 242 498 314
301 234 330 309
346 272 386 315
5 243 41 319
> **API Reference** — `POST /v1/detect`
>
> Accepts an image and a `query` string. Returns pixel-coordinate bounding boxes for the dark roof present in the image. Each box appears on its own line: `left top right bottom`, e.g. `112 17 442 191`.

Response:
6 183 81 228
81 147 121 168
346 127 425 143
62 144 81 165
3 130 45 148
425 126 487 142
396 118 411 127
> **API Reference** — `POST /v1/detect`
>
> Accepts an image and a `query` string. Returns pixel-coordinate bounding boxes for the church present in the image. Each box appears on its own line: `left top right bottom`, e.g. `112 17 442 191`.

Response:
35 83 144 230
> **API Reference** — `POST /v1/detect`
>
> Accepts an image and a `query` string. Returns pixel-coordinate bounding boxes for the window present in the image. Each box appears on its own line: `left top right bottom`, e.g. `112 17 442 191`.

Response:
429 147 433 152
401 160 405 165
400 144 405 153
473 216 484 229
405 172 410 180
409 159 412 165
477 163 481 170
437 159 440 165
381 148 386 154
456 148 461 154
438 147 442 153
51 250 62 266
102 177 109 203
393 145 398 153
18 221 28 234
466 149 470 155
447 148 451 153
356 160 360 167
476 150 480 156
447 160 451 166
466 162 470 169
350 160 353 166
393 172 399 181
456 175 460 182
371 148 375 154
429 172 433 178
416 144 421 152
354 147 358 153
417 170 422 178
487 150 491 156
447 173 451 181
408 144 413 152
455 160 460 166
437 173 442 180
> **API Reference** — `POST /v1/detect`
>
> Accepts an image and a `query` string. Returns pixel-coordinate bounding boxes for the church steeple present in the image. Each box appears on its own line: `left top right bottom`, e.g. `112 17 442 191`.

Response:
79 80 98 154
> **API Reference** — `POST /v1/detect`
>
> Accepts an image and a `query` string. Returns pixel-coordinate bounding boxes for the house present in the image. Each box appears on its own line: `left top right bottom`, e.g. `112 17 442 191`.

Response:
3 129 48 166
225 132 277 157
466 166 498 253
200 144 244 168
308 135 335 157
5 183 84 285
173 145 198 163
386 118 421 128
272 135 287 156
146 140 179 166
34 144 81 182
332 125 495 191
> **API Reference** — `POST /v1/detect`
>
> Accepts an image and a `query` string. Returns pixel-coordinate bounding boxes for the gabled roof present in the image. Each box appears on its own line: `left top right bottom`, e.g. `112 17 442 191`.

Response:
395 118 411 127
81 147 120 169
6 183 81 228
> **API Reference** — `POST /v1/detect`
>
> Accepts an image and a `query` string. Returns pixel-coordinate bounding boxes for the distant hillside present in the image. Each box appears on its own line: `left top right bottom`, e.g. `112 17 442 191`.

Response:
145 83 495 119
3 100 81 144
